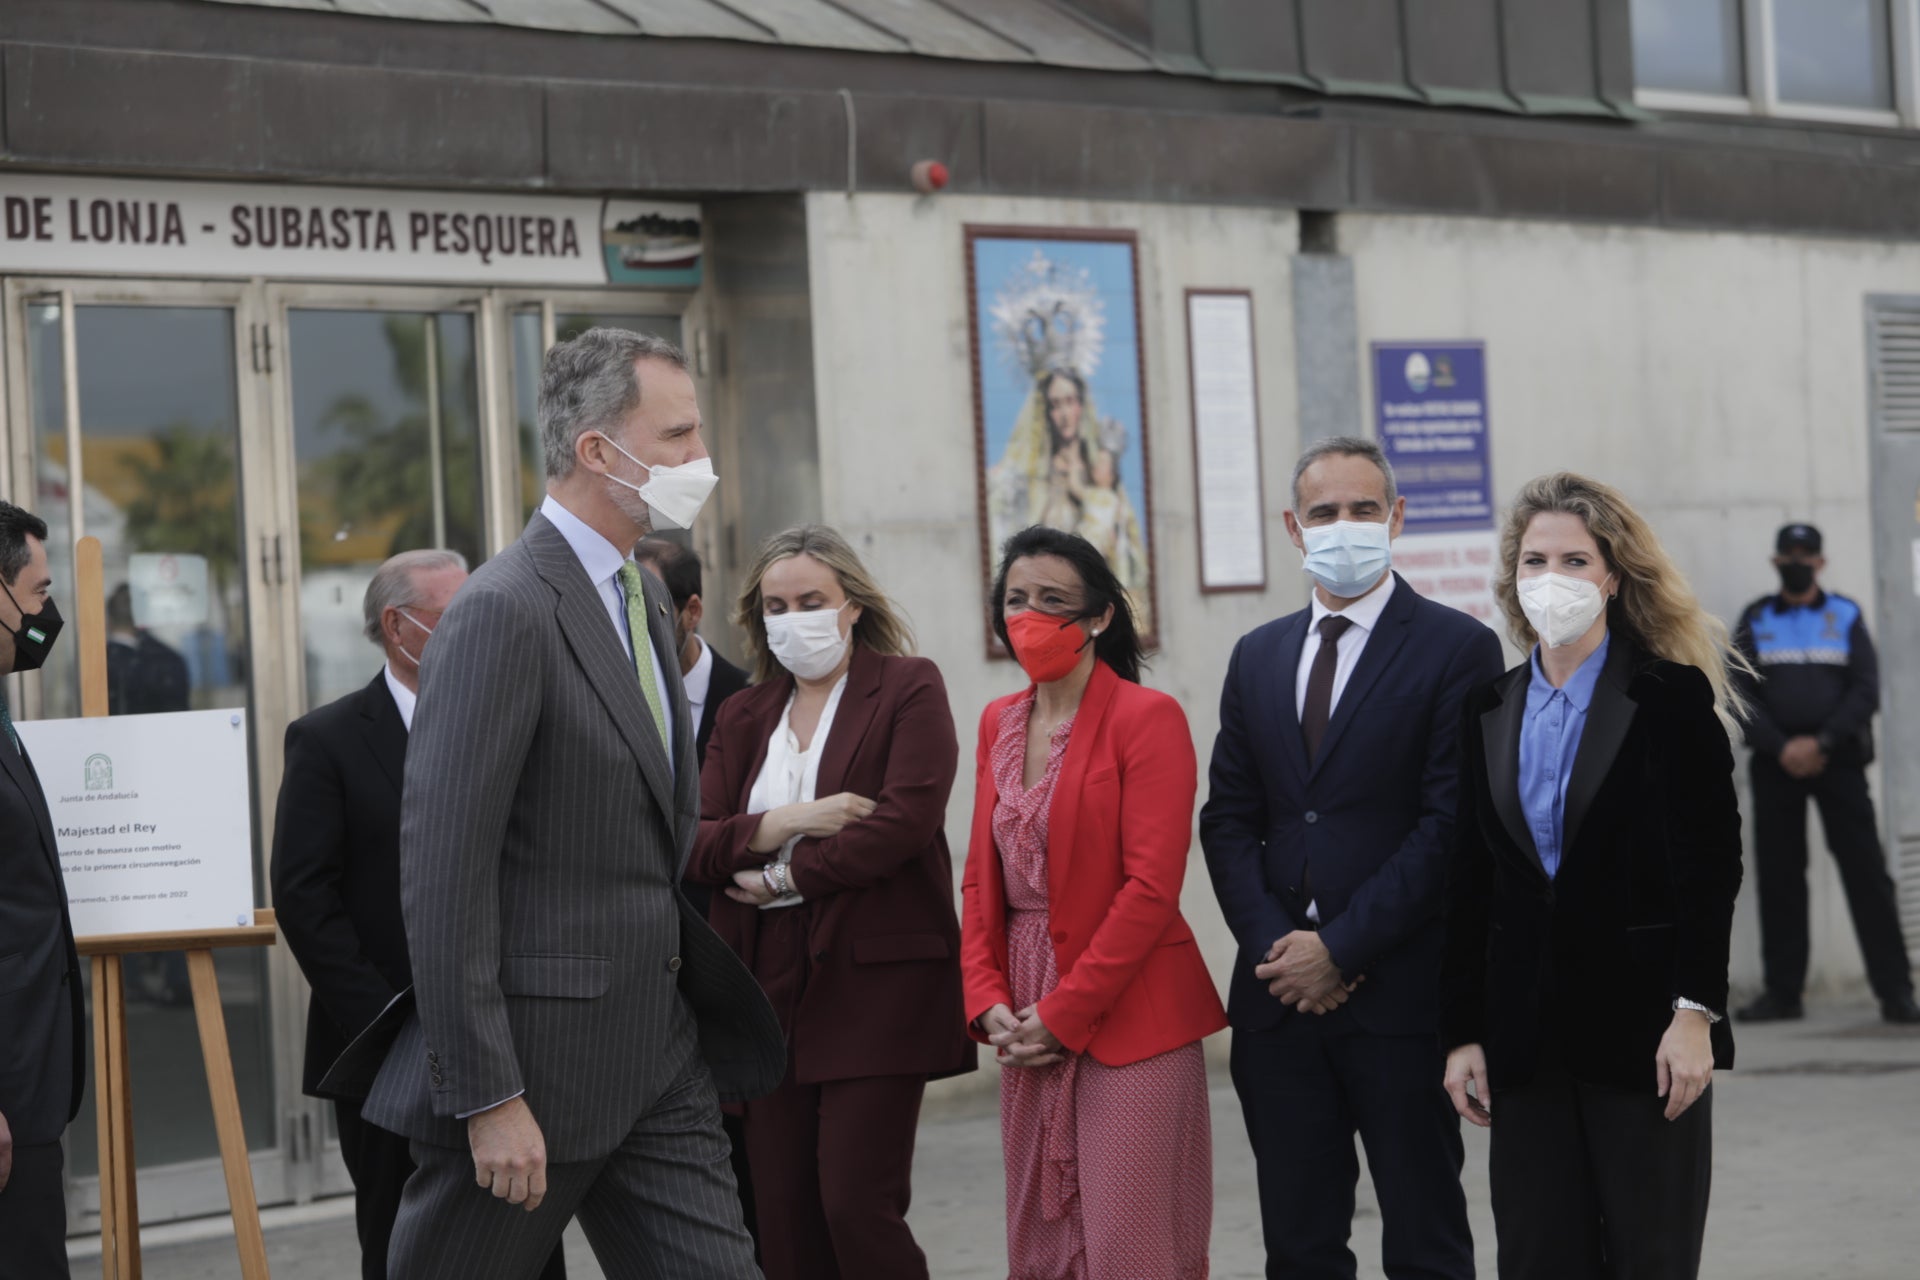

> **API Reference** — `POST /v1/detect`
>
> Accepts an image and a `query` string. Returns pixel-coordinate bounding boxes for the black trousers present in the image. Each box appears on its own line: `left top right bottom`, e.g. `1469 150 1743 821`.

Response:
1489 1067 1712 1280
1230 1007 1474 1280
1750 756 1914 1003
335 1099 567 1280
0 1141 70 1280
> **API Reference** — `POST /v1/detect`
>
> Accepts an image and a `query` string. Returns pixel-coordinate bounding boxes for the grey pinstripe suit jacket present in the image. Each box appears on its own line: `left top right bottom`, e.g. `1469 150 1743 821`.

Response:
347 512 783 1163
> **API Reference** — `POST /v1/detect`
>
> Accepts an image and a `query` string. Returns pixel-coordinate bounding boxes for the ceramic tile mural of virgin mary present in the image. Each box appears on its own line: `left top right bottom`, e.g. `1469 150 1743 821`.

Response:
967 227 1155 648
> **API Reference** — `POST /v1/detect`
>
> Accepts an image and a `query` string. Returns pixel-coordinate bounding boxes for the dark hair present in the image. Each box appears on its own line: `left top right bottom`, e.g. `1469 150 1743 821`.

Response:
990 526 1145 684
0 501 48 587
634 534 702 608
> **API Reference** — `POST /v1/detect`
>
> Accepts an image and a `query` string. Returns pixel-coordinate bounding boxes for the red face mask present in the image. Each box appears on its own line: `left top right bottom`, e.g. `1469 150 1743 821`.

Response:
1006 610 1093 684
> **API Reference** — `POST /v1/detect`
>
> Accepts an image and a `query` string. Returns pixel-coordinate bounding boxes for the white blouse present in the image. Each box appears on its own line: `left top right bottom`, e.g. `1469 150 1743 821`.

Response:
744 674 849 910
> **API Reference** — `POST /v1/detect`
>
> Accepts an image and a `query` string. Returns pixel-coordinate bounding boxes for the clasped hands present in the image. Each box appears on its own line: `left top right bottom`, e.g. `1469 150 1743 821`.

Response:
1779 735 1827 780
978 1002 1068 1068
727 791 876 906
1256 930 1362 1014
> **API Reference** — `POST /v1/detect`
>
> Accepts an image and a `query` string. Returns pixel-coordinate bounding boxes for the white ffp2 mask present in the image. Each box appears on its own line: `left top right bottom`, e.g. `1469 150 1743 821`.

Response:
1518 572 1609 648
597 433 718 531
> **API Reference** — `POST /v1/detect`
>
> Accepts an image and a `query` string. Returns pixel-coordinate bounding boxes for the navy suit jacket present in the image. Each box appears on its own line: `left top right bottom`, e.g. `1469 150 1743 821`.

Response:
1201 573 1505 1035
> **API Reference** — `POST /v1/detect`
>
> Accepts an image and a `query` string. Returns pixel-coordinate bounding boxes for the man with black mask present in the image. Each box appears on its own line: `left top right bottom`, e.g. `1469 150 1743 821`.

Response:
1734 523 1920 1025
0 500 82 1279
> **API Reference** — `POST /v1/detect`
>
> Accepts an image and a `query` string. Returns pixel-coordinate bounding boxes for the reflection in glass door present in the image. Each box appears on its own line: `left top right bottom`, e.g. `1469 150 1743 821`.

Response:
17 290 279 1221
284 308 485 711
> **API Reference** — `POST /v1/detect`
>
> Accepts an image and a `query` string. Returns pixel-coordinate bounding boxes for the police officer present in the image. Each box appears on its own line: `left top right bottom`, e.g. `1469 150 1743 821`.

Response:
1733 523 1920 1024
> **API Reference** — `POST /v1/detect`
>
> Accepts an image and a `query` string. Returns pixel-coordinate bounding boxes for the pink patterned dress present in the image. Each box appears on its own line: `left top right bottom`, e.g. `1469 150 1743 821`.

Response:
991 692 1212 1280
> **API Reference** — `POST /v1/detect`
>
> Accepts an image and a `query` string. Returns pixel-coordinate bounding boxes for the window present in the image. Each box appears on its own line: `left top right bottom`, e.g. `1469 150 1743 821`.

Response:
1634 0 1916 126
1632 0 1746 97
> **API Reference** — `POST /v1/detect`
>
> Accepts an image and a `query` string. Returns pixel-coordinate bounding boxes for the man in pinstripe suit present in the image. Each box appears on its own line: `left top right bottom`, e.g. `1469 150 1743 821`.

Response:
342 329 783 1278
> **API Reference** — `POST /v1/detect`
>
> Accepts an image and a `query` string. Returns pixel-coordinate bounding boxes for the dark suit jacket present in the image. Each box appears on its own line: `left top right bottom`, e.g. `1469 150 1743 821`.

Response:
688 646 974 1085
695 645 750 765
270 673 412 1099
0 731 83 1147
1441 636 1741 1095
1201 574 1506 1035
333 513 783 1163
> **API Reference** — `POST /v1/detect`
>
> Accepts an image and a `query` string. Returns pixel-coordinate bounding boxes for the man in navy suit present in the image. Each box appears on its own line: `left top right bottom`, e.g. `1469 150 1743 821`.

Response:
1202 437 1503 1280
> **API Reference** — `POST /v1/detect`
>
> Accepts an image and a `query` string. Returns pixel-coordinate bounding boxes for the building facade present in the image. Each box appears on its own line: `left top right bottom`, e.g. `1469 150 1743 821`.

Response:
5 0 1918 1232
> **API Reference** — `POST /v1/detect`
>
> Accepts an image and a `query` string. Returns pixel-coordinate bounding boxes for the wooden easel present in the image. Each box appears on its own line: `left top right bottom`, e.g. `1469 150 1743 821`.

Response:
67 536 277 1280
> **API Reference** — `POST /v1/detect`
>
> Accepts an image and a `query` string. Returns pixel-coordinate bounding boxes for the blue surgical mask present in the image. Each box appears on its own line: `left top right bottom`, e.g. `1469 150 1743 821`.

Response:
1300 520 1393 599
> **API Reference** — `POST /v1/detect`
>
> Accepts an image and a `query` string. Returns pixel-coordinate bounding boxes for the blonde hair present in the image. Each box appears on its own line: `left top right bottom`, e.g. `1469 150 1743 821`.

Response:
1494 473 1752 734
734 524 916 683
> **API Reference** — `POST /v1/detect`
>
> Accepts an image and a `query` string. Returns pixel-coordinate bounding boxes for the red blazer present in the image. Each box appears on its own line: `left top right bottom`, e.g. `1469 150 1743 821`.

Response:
688 646 975 1084
960 660 1228 1066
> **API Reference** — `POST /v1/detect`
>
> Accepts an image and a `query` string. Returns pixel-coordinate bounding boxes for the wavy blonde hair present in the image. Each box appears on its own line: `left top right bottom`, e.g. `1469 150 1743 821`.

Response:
734 524 916 683
1494 473 1751 733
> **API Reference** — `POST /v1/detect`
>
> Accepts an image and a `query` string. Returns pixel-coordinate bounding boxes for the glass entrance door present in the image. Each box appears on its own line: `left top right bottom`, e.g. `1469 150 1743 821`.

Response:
6 280 288 1225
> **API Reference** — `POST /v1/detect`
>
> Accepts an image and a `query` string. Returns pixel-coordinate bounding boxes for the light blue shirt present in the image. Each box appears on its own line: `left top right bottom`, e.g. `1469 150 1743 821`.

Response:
538 494 675 763
1518 633 1609 879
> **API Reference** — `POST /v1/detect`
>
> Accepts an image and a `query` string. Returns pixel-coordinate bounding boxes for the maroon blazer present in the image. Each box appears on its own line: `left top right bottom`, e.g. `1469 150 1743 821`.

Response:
688 646 975 1085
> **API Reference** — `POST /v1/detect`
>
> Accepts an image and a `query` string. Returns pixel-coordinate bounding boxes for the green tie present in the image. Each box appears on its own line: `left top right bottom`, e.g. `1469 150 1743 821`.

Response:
615 562 669 746
0 695 16 755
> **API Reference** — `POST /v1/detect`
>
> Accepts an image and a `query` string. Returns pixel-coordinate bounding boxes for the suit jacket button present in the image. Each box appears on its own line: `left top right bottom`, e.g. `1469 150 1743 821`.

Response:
667 956 683 972
1304 811 1318 824
1051 930 1068 944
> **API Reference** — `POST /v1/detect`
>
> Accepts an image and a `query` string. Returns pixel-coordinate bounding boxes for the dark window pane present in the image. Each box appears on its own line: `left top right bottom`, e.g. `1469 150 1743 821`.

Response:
1775 0 1894 110
1633 0 1745 95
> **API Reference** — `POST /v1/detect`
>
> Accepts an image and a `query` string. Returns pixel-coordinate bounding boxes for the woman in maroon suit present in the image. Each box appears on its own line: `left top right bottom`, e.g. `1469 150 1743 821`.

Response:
687 524 973 1280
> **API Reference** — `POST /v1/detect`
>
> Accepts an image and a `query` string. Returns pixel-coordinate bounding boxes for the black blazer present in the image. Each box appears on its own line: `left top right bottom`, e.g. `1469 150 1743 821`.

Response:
695 645 750 765
270 673 413 1098
1441 636 1742 1096
1201 574 1506 1035
0 734 84 1145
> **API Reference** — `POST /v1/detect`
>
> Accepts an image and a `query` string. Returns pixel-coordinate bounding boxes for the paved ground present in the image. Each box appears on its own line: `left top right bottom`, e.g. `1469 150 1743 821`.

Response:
88 1002 1920 1279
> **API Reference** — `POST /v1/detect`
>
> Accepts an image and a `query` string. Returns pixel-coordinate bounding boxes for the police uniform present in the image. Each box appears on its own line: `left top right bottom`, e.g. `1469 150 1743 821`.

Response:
1733 523 1917 1021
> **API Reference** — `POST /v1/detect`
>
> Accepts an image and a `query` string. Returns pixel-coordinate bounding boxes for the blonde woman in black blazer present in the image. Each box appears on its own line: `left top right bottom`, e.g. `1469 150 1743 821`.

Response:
1442 473 1747 1280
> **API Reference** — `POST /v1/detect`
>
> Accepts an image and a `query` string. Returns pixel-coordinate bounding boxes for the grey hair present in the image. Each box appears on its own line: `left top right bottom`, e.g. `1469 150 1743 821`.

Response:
538 327 689 479
1290 435 1398 509
362 549 469 643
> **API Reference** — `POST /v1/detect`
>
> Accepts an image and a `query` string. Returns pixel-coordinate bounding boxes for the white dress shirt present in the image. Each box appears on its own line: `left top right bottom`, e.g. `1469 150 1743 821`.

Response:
1293 572 1397 922
539 495 675 760
382 664 417 733
684 636 714 737
744 674 849 909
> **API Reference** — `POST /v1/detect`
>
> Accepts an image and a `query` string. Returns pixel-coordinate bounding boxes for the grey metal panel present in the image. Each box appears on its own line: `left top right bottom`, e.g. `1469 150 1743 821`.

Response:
545 80 847 190
715 0 905 51
1060 0 1152 45
1403 0 1515 110
956 0 1155 69
324 0 491 20
1590 0 1638 110
2 44 265 173
979 99 1347 204
478 0 642 34
1863 297 1920 949
1299 0 1418 100
825 0 1033 60
593 0 775 39
1351 124 1659 222
1501 0 1611 115
1193 0 1304 82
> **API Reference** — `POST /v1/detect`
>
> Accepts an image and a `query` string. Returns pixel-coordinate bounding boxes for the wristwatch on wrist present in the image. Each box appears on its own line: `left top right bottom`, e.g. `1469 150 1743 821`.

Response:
1673 997 1722 1024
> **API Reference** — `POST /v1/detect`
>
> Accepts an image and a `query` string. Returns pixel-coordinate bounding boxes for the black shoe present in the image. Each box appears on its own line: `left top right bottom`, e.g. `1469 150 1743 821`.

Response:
1735 993 1805 1023
1881 995 1920 1024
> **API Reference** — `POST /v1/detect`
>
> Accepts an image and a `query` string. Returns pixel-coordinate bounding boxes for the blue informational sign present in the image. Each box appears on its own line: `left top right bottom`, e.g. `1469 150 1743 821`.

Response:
1371 342 1493 534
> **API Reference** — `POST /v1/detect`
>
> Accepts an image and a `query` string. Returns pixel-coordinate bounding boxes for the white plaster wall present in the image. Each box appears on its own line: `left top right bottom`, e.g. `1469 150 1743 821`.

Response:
804 193 1304 1092
1341 212 1920 1000
802 195 1917 1103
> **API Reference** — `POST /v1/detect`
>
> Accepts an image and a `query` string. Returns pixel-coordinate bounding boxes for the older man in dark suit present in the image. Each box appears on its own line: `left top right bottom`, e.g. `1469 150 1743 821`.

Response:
273 550 568 1280
0 502 82 1280
1203 437 1504 1280
335 329 781 1279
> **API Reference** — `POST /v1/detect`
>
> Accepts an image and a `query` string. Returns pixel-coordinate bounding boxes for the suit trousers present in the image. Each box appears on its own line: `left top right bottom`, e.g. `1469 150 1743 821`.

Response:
1750 757 1914 1003
386 1057 756 1280
1489 1066 1712 1280
743 903 928 1280
1230 1006 1473 1280
336 1098 567 1280
0 1141 70 1280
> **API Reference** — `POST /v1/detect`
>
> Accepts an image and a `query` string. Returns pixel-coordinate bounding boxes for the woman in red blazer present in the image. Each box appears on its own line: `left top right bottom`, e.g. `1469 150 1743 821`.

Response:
687 525 972 1280
961 525 1227 1280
